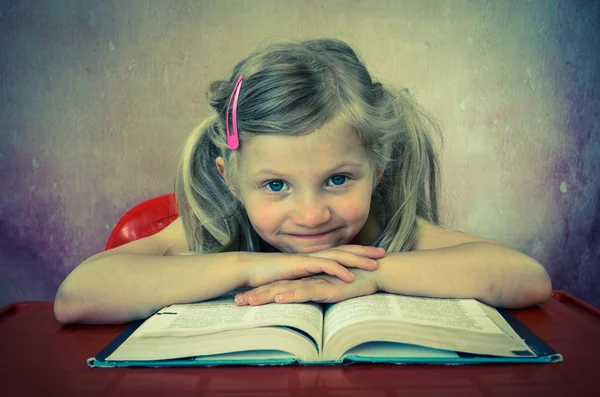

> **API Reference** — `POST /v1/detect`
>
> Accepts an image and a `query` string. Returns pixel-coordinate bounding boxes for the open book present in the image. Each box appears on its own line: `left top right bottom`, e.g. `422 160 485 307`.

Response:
88 292 561 367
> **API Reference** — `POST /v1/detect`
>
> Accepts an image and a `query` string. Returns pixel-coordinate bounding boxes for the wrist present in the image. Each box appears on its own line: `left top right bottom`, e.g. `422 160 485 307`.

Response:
371 265 384 293
372 252 406 293
351 268 381 293
229 252 255 288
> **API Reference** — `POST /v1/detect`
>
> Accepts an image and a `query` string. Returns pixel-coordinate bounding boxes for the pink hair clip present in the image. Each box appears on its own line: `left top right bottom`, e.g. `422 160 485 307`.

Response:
225 75 244 150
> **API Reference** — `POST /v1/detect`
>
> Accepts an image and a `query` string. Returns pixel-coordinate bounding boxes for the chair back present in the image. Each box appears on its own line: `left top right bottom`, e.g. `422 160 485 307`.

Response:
105 193 179 250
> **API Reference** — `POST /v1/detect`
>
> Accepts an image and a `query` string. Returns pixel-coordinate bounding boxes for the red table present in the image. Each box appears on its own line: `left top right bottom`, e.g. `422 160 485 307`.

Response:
1 291 599 396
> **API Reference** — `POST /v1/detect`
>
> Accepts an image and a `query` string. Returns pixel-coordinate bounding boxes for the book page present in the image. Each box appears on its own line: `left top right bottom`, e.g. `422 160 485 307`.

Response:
133 294 323 351
107 325 320 362
324 293 503 343
322 293 535 360
345 341 459 359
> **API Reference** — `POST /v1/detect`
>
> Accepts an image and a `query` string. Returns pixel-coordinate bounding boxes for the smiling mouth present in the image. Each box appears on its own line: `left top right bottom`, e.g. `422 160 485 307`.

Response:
287 229 338 238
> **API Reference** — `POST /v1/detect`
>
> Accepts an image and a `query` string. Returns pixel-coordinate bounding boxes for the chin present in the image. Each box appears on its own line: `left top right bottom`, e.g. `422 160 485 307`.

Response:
294 246 326 254
290 243 340 254
267 235 349 254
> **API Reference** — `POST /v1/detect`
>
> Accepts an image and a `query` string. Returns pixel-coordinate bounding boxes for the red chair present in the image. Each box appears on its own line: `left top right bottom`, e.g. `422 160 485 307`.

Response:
105 193 179 250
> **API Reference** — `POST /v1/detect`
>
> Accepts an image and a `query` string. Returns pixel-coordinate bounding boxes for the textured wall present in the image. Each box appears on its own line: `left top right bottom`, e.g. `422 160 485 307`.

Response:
1 0 598 307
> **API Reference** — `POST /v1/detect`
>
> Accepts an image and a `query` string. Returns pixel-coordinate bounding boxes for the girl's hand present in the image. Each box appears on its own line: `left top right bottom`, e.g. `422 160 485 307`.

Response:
236 269 379 306
243 245 386 288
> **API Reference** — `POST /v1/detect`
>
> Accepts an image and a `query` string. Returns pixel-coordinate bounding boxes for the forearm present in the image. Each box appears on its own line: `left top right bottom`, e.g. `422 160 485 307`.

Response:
374 242 552 308
54 252 246 324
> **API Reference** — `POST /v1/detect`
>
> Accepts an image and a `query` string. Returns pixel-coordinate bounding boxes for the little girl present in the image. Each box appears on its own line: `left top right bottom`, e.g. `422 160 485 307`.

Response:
54 39 552 324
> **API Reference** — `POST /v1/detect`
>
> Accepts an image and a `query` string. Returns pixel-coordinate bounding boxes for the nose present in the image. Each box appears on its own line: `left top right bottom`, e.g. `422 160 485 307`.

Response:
290 194 332 228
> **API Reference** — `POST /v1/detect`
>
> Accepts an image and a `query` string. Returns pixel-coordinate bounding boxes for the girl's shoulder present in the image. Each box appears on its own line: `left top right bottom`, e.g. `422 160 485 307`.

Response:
413 218 496 251
148 217 190 254
91 217 189 262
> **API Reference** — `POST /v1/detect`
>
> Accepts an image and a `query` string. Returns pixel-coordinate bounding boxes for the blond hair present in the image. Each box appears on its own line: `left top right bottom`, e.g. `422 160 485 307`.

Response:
175 39 441 253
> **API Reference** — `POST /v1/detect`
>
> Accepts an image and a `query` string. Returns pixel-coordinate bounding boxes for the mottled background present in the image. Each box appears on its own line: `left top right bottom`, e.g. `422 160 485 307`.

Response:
1 0 598 308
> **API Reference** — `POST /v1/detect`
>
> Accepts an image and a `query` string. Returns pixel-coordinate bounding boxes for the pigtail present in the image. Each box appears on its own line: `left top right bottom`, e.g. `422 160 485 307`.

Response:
375 88 442 252
175 116 248 252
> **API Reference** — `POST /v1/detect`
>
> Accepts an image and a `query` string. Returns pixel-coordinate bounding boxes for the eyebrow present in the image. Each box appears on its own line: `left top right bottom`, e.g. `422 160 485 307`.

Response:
249 162 366 178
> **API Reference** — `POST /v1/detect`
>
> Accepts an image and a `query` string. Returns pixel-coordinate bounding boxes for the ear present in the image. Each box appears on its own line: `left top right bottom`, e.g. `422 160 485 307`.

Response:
373 167 385 188
216 157 237 197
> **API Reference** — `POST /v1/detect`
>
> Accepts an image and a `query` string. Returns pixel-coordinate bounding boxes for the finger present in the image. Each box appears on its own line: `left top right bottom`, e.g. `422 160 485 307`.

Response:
251 280 332 305
234 293 249 306
307 250 380 271
276 275 376 305
235 282 283 305
297 260 356 282
335 245 387 259
238 278 327 306
276 257 356 283
249 289 280 305
274 284 332 304
236 280 296 305
245 282 301 306
247 256 356 287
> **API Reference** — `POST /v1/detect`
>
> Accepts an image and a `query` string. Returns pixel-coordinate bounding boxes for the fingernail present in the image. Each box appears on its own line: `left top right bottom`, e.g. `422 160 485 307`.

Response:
248 295 256 302
370 259 378 266
235 295 244 304
275 294 283 301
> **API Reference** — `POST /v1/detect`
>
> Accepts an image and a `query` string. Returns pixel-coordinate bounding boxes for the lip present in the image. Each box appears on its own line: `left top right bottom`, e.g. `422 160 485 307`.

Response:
285 229 338 240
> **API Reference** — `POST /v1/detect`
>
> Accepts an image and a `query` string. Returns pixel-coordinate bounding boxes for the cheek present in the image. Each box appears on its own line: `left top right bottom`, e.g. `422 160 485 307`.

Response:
334 194 371 224
243 199 283 233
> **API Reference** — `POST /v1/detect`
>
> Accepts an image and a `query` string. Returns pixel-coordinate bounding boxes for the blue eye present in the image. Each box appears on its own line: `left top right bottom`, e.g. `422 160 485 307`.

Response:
328 175 348 186
266 180 288 192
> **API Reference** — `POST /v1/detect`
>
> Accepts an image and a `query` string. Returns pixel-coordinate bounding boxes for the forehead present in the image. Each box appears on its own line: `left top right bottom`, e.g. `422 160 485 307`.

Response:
240 122 369 175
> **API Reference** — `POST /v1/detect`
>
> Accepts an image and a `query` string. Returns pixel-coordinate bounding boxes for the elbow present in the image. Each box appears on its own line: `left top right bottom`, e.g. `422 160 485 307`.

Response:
54 300 75 325
54 280 152 325
485 256 553 309
512 259 553 308
54 283 83 324
532 265 553 305
54 273 95 324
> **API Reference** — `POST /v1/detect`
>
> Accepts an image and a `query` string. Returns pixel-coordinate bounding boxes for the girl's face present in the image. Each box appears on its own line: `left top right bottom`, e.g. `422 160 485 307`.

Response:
218 121 379 253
